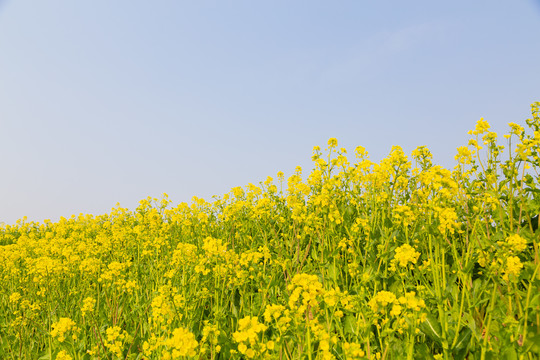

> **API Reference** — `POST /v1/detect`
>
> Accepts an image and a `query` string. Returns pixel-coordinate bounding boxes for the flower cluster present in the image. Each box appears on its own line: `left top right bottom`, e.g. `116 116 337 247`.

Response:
287 273 325 317
389 243 420 271
232 316 268 358
50 317 79 343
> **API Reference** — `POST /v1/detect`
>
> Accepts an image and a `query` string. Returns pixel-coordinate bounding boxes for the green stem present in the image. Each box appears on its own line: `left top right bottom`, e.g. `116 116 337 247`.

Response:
480 283 498 360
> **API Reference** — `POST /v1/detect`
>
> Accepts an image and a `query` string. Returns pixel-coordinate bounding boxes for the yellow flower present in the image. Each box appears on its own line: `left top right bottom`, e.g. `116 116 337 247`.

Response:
369 291 397 312
455 146 474 164
343 342 365 359
233 316 267 345
81 297 95 317
56 350 73 360
396 292 426 312
9 292 21 304
508 122 524 137
502 256 523 281
104 326 129 358
50 318 79 343
287 273 325 314
245 348 256 358
506 234 527 253
166 327 199 358
390 244 420 271
201 321 220 345
437 207 459 235
323 288 342 307
469 118 491 135
264 304 285 322
319 339 330 351
390 304 402 316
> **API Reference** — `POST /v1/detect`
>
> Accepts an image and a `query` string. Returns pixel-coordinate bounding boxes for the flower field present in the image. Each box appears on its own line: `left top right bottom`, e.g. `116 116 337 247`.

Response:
2 103 540 360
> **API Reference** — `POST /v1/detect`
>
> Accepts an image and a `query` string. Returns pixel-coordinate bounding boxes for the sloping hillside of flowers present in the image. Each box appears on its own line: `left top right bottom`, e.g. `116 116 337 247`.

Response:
1 102 539 360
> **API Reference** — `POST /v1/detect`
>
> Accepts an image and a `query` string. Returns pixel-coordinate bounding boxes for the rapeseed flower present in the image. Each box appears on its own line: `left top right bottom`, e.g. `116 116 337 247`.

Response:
264 304 291 331
468 118 491 135
233 316 267 344
368 291 397 312
9 292 21 304
505 234 527 253
436 207 459 235
343 342 365 359
288 273 325 316
104 326 130 358
390 244 420 271
455 146 474 164
81 297 95 317
165 327 199 358
233 316 268 358
50 317 79 343
502 256 523 281
55 350 73 360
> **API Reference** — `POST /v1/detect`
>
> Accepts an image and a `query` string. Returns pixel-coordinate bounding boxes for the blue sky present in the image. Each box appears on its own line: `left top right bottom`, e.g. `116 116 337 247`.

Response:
0 1 539 224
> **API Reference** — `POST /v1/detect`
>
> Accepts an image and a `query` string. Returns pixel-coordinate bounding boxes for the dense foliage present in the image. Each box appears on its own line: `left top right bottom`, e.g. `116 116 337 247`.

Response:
1 103 540 360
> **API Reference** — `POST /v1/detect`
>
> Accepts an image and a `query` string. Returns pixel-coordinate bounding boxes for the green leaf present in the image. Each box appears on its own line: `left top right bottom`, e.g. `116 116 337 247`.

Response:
414 343 434 360
37 353 51 360
452 327 472 360
501 347 518 360
343 314 357 335
327 262 337 283
419 314 443 345
524 334 540 354
528 293 540 309
453 346 468 360
462 260 475 274
453 327 472 351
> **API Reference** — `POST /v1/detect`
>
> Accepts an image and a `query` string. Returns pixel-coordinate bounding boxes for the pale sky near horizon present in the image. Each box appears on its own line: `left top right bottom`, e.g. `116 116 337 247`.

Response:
1 1 539 224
